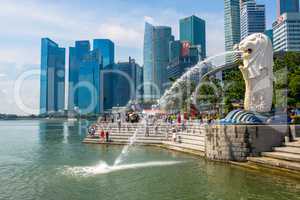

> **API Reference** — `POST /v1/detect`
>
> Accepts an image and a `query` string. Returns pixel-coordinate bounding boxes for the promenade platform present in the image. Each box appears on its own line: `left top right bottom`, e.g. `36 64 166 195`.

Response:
83 122 300 176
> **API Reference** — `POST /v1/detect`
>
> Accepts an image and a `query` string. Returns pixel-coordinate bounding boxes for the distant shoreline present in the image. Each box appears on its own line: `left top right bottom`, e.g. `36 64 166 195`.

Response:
0 116 98 121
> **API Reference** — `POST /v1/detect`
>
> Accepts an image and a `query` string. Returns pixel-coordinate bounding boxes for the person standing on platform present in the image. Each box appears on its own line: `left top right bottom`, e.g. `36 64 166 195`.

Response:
105 131 110 142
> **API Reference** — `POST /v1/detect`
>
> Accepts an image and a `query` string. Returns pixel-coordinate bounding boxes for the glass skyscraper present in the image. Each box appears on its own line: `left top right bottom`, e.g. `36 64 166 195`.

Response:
143 22 173 100
180 15 206 59
167 40 200 81
277 0 299 17
264 29 274 45
112 57 143 107
240 0 266 40
93 39 115 68
169 40 182 62
68 41 90 111
77 49 102 114
224 0 241 53
40 38 65 114
273 12 300 52
102 64 114 111
68 40 103 114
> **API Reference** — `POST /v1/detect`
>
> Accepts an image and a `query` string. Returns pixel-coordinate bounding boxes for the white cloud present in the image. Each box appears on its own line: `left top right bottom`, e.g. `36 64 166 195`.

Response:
96 23 144 49
144 16 155 24
0 74 7 78
201 13 225 56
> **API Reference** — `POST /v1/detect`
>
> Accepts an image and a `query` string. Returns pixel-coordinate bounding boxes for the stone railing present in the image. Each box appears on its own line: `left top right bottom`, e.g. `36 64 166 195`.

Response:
205 125 290 161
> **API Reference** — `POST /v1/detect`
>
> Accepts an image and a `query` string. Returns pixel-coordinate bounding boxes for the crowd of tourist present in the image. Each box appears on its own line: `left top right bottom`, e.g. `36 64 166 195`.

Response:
87 107 300 144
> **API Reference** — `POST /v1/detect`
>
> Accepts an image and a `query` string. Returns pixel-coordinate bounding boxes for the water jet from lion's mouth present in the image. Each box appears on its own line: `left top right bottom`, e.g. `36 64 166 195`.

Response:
158 50 242 108
63 161 184 176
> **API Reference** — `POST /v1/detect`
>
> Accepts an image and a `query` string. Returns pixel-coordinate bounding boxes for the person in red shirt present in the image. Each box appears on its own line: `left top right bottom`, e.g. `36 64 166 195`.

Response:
177 113 181 124
100 130 105 142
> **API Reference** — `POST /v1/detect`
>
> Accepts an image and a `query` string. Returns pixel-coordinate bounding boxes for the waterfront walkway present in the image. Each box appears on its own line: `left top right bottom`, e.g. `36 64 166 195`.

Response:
248 138 300 172
83 122 300 176
83 122 206 156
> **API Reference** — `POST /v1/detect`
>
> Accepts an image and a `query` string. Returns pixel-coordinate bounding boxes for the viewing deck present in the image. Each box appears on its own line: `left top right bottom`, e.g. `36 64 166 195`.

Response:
83 122 300 176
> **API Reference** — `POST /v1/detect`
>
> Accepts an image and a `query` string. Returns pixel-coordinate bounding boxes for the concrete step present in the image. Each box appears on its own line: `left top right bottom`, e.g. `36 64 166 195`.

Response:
110 139 163 144
83 138 163 145
163 141 205 152
176 134 205 146
273 147 300 155
107 129 168 133
262 152 300 162
179 134 205 141
285 141 300 148
247 156 300 171
180 139 205 147
110 136 166 141
107 132 167 136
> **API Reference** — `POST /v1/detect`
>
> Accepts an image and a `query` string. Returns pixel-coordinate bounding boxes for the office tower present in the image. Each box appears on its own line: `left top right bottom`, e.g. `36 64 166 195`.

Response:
143 22 173 100
101 64 114 111
68 40 103 114
112 57 143 107
224 0 241 53
240 0 266 40
180 15 206 59
273 13 300 52
68 41 90 111
40 38 65 114
277 0 299 17
264 29 274 46
169 40 182 62
167 40 200 81
93 39 114 68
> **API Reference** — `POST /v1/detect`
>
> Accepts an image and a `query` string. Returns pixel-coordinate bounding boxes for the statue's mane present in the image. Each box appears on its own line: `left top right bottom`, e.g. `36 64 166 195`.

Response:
245 33 273 79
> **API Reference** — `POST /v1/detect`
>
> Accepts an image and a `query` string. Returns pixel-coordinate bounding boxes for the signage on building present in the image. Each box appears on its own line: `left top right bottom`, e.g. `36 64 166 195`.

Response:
181 41 190 57
277 15 284 25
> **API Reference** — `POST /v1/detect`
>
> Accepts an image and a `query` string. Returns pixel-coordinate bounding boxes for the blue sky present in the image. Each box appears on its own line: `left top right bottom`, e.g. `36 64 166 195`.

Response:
0 0 277 114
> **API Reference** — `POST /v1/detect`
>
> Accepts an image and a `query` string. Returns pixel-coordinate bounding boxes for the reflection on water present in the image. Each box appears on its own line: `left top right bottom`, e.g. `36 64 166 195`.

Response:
0 120 299 200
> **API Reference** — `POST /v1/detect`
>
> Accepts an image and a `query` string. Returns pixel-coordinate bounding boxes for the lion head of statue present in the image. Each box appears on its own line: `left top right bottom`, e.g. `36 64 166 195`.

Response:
236 33 273 79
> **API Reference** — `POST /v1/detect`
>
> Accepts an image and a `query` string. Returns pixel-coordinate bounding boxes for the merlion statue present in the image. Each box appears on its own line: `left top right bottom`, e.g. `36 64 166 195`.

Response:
235 33 274 113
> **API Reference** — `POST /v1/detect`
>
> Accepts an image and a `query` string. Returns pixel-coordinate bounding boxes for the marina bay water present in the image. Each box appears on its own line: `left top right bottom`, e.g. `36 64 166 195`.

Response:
0 120 299 200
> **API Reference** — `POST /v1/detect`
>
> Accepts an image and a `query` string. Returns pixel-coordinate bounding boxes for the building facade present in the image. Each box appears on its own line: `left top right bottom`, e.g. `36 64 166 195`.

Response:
224 0 241 63
180 15 206 59
167 40 200 81
93 39 115 68
264 29 274 46
240 0 266 40
68 40 103 114
77 49 102 114
112 57 143 107
143 22 173 100
224 0 241 53
277 0 299 17
101 64 114 111
68 41 90 111
40 38 65 114
273 12 300 52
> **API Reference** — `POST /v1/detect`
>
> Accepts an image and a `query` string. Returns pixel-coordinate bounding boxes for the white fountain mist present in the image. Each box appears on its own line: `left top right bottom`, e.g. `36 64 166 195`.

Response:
158 51 242 108
63 160 183 177
113 118 147 166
